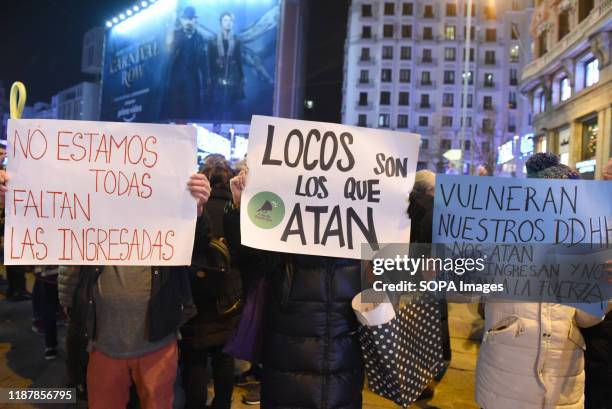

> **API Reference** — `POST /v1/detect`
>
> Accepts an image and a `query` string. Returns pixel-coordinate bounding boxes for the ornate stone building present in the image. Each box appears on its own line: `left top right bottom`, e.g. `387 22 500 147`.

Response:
520 0 611 179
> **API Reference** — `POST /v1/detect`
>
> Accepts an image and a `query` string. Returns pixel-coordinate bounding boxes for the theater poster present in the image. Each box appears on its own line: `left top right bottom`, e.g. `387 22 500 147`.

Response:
100 0 280 123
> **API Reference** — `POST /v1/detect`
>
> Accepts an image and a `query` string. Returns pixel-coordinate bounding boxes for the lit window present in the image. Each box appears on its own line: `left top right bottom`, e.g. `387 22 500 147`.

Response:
445 25 456 40
510 45 520 62
560 77 571 101
585 59 599 87
378 114 390 128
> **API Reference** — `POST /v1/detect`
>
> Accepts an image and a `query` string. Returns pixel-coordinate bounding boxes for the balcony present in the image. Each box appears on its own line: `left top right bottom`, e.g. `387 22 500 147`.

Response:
419 57 438 65
357 57 376 65
479 104 496 113
521 0 612 84
357 79 373 87
416 103 435 112
417 80 436 89
481 82 497 90
355 102 372 110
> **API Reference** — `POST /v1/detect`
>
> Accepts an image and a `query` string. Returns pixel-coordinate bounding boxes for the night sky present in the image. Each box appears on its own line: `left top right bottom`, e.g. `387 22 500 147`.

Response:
0 0 349 122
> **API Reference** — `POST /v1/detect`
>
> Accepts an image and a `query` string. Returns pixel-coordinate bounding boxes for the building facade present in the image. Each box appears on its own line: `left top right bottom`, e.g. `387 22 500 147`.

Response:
520 0 611 179
341 0 534 174
55 82 100 120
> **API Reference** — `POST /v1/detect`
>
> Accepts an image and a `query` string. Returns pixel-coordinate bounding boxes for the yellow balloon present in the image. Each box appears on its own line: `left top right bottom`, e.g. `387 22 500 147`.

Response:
10 81 27 119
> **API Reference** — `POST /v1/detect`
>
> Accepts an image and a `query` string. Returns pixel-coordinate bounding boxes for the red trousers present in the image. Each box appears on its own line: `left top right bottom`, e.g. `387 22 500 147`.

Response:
87 341 178 409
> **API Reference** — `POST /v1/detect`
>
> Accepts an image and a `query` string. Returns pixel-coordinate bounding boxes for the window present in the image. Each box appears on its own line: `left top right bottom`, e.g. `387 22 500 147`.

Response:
483 96 493 110
361 4 373 17
482 141 490 152
383 24 394 38
399 68 411 83
399 92 410 106
462 94 473 108
421 71 432 85
443 93 454 107
420 94 430 108
402 2 413 16
423 27 433 40
362 26 372 39
539 92 546 113
482 118 493 132
378 114 390 128
461 117 473 127
485 50 496 65
380 91 391 105
463 48 475 61
381 68 392 82
401 25 412 38
359 70 369 83
358 92 368 106
444 47 456 61
509 92 517 109
382 46 394 60
360 47 371 61
463 70 474 85
442 116 453 127
463 26 475 40
441 139 452 150
510 69 518 85
424 5 434 18
400 46 412 60
421 139 429 150
446 3 457 16
485 28 497 42
358 114 367 126
464 140 471 151
464 3 475 16
508 116 516 133
581 117 598 159
443 70 455 84
397 114 409 128
538 30 548 56
558 11 570 40
510 45 520 62
484 6 496 19
560 77 571 101
422 49 432 63
419 116 429 127
585 59 599 87
484 73 494 87
578 0 595 23
445 25 456 40
384 2 395 15
511 23 519 40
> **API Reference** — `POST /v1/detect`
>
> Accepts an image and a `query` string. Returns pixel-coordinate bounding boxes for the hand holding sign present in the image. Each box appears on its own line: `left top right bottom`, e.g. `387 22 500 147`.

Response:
230 169 248 208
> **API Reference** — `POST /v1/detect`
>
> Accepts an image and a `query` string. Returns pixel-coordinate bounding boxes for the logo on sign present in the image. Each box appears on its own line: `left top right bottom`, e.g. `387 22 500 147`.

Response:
247 192 285 229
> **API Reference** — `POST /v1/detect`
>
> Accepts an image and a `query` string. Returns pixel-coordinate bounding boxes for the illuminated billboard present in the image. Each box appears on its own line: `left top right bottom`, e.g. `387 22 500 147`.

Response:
101 0 280 123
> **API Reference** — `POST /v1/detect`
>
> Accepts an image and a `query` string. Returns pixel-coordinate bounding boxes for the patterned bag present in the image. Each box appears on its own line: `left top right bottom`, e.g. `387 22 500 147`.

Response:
356 296 445 407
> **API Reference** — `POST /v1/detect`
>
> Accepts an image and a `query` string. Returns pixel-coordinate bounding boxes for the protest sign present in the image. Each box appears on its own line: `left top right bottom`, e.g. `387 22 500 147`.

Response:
432 175 612 310
4 119 198 265
240 116 421 259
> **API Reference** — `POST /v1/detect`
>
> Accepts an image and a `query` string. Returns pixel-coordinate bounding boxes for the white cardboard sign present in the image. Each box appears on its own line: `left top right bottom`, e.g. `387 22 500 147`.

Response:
240 116 421 259
4 119 198 265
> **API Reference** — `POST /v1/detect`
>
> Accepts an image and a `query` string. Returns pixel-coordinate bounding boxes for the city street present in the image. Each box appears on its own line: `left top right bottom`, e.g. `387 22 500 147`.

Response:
0 274 482 409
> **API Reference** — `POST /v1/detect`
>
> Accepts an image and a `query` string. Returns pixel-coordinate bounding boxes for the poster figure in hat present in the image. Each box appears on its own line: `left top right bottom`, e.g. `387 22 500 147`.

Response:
208 12 245 120
161 6 209 120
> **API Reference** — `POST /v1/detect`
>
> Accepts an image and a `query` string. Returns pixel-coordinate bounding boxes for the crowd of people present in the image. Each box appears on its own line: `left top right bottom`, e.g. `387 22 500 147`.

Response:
0 152 611 409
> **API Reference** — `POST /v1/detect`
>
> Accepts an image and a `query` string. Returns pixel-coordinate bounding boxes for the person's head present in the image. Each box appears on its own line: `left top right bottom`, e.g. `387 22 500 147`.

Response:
220 12 234 31
412 170 436 196
180 6 197 33
603 157 612 181
526 152 580 180
202 155 232 187
0 144 6 163
476 165 489 176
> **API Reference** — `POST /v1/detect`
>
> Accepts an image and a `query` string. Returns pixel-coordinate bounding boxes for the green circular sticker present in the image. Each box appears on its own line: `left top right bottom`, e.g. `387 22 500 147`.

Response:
247 192 286 229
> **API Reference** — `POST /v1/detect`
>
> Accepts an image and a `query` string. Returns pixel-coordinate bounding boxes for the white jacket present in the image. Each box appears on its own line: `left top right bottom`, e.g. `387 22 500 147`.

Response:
476 302 602 409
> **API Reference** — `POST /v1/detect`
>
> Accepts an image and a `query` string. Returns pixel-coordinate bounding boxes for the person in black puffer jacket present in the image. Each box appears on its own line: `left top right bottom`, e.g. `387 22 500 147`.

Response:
225 171 364 409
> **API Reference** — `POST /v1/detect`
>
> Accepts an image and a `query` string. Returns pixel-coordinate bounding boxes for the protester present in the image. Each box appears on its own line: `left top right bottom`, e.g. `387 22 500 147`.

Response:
225 170 364 409
31 266 60 359
406 169 451 400
475 153 604 409
180 159 242 409
53 172 211 409
581 156 612 409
